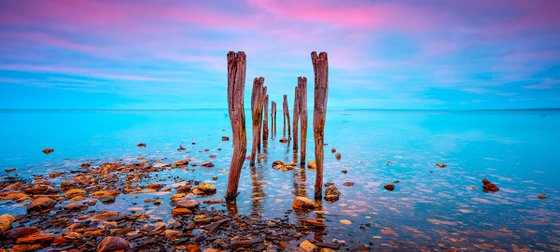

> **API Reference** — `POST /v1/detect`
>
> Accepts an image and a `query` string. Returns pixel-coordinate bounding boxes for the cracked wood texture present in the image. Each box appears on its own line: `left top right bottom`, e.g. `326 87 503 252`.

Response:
258 86 267 154
226 51 247 202
311 51 328 199
283 95 291 140
263 94 269 149
250 77 266 166
298 77 308 164
292 86 300 151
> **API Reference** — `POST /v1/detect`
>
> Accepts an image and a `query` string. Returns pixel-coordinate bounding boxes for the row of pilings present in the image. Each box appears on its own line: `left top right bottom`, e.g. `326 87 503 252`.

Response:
225 51 328 202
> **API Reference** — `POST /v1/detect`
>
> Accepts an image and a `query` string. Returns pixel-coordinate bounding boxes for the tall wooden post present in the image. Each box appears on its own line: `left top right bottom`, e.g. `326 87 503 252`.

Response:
311 51 328 200
226 51 247 202
283 95 291 140
292 86 300 151
263 95 269 149
272 102 277 137
258 86 267 154
250 77 266 166
298 77 308 165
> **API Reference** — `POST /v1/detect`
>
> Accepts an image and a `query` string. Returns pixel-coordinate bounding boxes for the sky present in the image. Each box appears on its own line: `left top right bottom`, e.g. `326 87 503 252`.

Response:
1 0 559 110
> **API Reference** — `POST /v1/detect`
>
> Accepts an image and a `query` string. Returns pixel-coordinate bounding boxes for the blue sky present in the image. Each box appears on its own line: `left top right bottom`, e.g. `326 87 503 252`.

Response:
1 0 559 109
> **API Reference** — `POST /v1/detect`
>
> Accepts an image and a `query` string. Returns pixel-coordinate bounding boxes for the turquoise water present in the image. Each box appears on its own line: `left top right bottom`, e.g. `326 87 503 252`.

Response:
1 109 559 250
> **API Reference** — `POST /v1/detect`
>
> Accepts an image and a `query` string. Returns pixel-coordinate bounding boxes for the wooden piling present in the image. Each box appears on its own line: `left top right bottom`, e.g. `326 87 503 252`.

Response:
225 51 247 202
258 86 267 154
271 101 276 138
250 77 266 166
311 51 328 200
292 86 300 151
283 95 291 140
262 95 269 149
298 77 308 164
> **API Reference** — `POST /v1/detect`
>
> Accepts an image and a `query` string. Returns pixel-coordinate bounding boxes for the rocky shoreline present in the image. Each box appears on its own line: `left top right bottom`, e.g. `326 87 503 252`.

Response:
0 159 355 252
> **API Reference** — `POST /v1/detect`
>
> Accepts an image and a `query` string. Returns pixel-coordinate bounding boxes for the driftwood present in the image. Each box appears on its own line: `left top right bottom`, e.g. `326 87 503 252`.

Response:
311 51 328 199
292 86 300 151
298 77 308 164
283 95 291 140
262 95 269 149
250 77 266 166
225 51 247 202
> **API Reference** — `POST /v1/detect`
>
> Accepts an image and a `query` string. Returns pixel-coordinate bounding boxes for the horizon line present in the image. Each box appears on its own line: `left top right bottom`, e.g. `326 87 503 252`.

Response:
1 108 559 111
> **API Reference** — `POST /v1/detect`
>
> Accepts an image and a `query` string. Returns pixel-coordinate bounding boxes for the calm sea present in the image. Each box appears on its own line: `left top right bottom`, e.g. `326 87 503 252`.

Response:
1 109 559 249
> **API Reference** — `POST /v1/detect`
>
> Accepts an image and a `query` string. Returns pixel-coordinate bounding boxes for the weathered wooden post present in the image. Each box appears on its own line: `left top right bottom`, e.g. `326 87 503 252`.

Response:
311 51 328 200
225 51 247 202
283 95 291 140
272 102 277 137
298 77 308 164
292 86 300 151
258 86 267 154
262 94 269 149
250 77 266 166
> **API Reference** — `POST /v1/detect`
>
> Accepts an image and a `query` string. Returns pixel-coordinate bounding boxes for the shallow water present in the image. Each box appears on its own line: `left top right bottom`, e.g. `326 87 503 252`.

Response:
1 109 560 250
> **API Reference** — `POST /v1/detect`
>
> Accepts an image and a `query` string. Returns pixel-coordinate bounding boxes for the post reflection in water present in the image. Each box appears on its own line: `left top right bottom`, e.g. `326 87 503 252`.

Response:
250 164 266 216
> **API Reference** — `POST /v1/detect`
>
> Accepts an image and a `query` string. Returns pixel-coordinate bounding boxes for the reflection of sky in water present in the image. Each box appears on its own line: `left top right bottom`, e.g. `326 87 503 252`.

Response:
1 109 559 249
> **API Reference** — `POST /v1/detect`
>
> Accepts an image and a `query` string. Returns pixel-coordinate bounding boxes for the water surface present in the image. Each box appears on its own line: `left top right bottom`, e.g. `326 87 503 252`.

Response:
1 109 559 250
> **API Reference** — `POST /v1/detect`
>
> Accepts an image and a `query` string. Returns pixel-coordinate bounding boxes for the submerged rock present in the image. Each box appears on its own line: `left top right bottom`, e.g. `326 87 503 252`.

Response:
537 194 547 199
331 148 336 153
324 185 340 202
279 138 288 143
482 179 499 192
27 197 55 213
222 136 230 141
177 145 186 151
97 236 132 252
0 214 15 232
137 143 147 147
292 196 319 210
343 181 355 187
42 148 54 154
335 153 342 160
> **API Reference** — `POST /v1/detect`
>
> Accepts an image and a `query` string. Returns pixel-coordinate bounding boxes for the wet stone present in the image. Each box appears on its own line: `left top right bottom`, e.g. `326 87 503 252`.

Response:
482 179 499 192
0 214 15 232
27 197 55 213
42 148 55 154
96 236 132 252
384 184 396 191
16 232 54 244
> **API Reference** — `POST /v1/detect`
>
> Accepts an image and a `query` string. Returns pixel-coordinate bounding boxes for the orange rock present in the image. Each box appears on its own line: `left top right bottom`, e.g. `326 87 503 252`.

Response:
42 148 54 154
27 197 55 213
171 208 192 218
16 233 54 244
96 236 131 252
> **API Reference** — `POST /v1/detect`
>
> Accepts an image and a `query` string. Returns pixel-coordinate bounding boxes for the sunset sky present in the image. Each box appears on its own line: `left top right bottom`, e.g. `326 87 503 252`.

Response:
1 0 559 109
